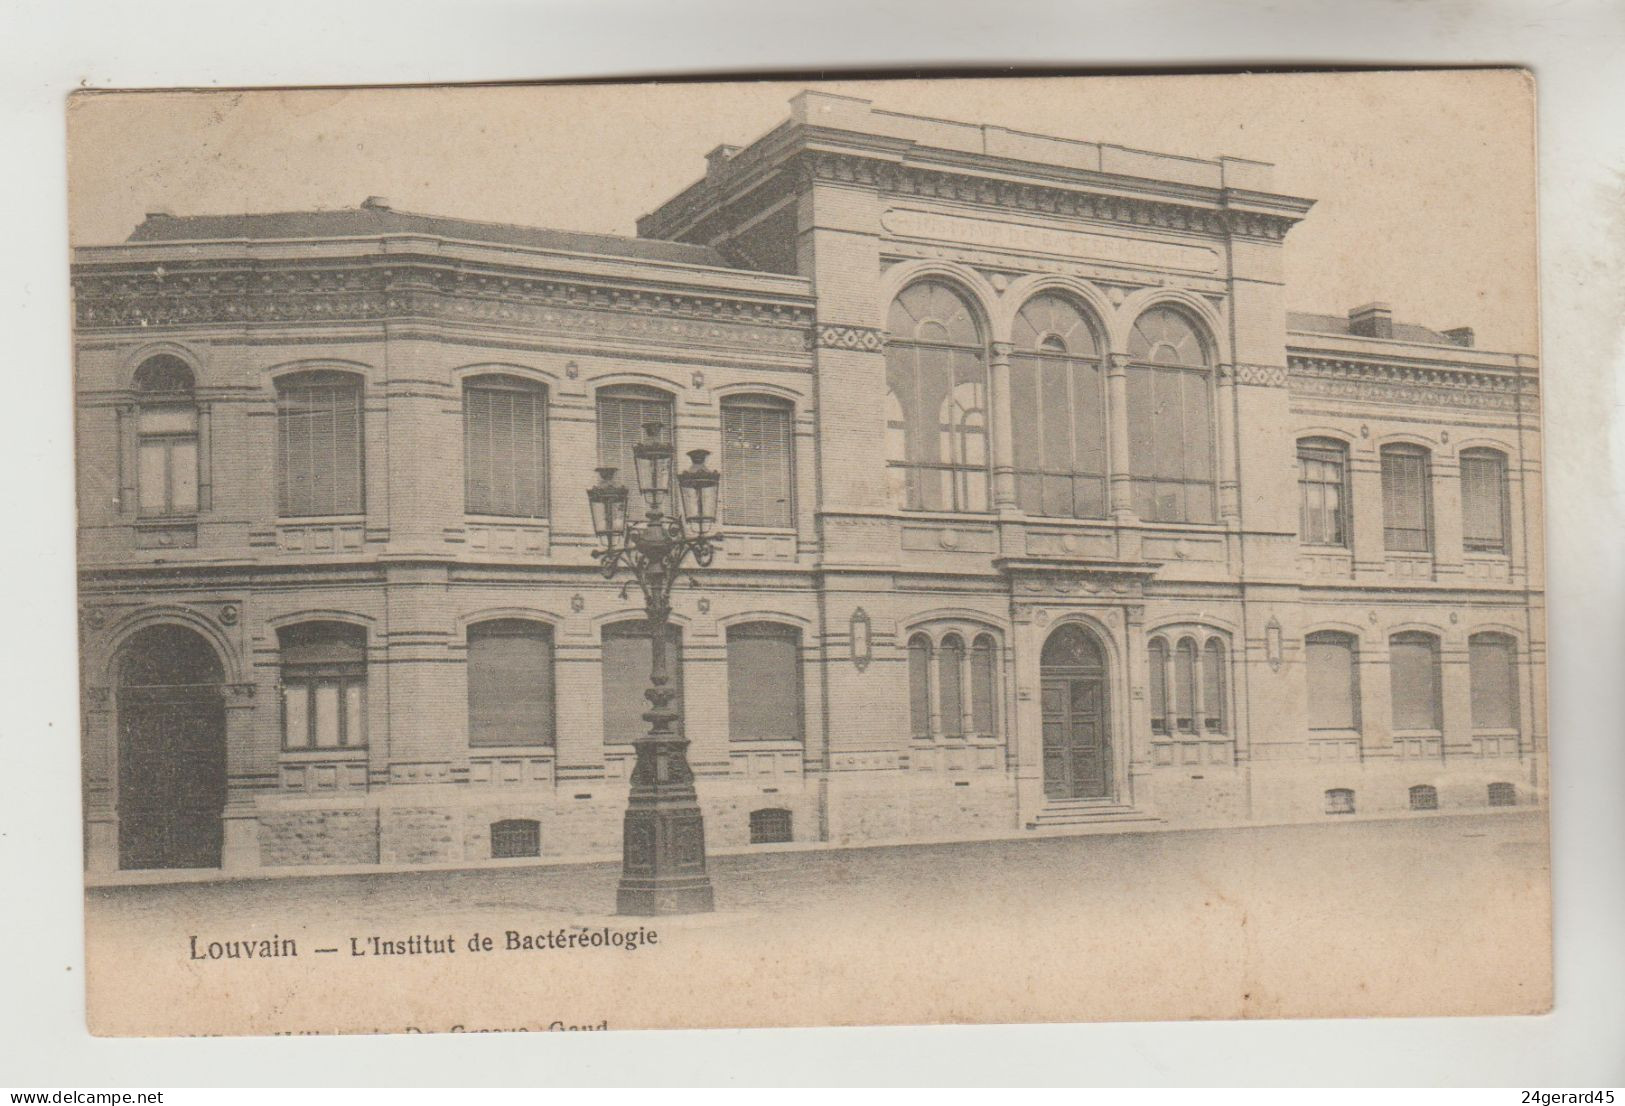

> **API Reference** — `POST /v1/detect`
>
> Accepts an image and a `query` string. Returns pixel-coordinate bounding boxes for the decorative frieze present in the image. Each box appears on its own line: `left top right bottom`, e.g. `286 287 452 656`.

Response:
1289 356 1536 412
815 324 885 352
1229 363 1289 388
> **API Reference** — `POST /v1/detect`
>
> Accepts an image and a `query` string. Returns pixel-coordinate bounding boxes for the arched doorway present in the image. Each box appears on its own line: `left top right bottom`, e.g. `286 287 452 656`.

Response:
115 625 226 869
1040 623 1112 800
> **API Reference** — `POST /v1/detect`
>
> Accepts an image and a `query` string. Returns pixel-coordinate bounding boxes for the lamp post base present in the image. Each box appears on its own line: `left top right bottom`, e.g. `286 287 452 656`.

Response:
615 803 715 916
616 874 716 916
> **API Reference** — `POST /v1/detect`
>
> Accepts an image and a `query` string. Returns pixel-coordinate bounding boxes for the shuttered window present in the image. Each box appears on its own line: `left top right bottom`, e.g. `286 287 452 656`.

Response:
277 372 363 517
1381 444 1431 552
1148 638 1168 734
721 398 793 528
1306 632 1360 730
1460 449 1509 552
908 634 932 739
1125 308 1216 524
726 622 802 741
464 376 548 518
1390 632 1442 731
971 634 998 736
467 620 554 747
279 622 367 749
1469 633 1518 730
601 620 682 744
1298 438 1349 546
1203 638 1227 732
597 386 674 497
1173 638 1197 733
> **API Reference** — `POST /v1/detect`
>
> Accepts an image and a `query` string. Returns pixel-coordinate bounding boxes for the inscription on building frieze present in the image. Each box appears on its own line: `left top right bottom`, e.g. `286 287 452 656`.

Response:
881 208 1222 274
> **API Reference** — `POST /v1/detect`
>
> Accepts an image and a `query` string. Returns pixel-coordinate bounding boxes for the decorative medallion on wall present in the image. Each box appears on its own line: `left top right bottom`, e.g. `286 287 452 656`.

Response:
691 371 705 390
565 361 580 380
218 603 239 626
849 608 872 672
697 597 711 615
570 593 585 614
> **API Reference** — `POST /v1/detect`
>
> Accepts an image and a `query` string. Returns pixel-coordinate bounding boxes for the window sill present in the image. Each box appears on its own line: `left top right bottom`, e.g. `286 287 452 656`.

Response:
470 745 556 755
278 514 365 524
280 747 368 759
727 738 804 751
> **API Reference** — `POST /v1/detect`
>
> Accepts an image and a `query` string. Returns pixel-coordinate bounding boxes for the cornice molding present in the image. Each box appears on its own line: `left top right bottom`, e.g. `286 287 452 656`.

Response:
1288 355 1538 412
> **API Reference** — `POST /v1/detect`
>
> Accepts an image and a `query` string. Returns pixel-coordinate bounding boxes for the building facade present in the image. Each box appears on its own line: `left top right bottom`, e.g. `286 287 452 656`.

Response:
74 91 1545 878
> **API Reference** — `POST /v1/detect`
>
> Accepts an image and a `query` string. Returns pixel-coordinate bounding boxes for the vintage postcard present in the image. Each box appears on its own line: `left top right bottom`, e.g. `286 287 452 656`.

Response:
68 71 1550 1036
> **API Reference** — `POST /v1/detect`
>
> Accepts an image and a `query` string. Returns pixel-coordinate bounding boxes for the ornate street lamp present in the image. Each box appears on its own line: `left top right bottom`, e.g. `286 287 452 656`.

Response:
588 421 721 915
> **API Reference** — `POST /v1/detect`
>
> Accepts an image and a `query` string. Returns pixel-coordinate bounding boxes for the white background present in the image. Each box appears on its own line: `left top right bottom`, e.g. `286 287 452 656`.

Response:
1 0 1621 1088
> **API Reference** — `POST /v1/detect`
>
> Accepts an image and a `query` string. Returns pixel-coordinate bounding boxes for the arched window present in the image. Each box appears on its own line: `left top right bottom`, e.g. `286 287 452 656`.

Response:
1380 443 1432 552
1173 638 1198 733
1203 638 1227 733
1010 293 1107 518
597 385 675 495
971 634 998 736
1389 631 1442 732
1125 306 1215 523
278 622 367 749
1460 448 1510 553
721 396 794 528
1148 638 1169 734
884 281 990 512
908 634 932 739
1469 632 1518 731
1305 631 1361 731
938 634 965 738
1298 438 1350 546
133 355 199 517
276 371 364 517
467 619 555 747
601 619 682 744
464 375 548 518
726 622 802 741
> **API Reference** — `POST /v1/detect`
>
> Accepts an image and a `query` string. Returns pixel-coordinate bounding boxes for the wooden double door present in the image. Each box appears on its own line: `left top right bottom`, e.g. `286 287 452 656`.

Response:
1040 623 1113 801
118 687 226 869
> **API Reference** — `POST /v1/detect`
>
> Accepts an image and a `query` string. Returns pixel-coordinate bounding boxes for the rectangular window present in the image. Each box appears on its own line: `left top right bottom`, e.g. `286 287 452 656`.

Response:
1461 451 1509 552
464 379 548 518
278 375 363 517
1381 446 1431 552
727 623 802 741
1298 441 1349 546
602 621 682 744
1469 636 1518 730
1306 634 1359 730
136 405 198 516
597 389 674 497
279 622 367 750
1390 634 1441 732
721 400 793 528
468 621 555 747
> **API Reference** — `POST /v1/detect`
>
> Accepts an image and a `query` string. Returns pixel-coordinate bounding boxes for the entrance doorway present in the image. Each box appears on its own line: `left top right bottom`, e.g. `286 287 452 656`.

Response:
1040 623 1112 800
115 625 226 869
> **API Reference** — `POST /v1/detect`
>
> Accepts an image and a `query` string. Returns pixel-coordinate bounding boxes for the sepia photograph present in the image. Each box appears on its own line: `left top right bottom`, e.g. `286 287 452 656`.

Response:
66 70 1554 1037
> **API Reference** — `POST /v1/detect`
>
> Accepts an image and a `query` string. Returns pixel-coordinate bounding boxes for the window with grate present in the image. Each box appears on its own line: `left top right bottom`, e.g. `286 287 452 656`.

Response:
1488 782 1517 807
1325 788 1356 815
1306 631 1360 731
1460 448 1509 553
277 371 364 517
1380 444 1432 552
464 375 548 518
721 397 793 528
1009 293 1108 519
726 622 802 741
1409 784 1439 811
490 818 540 858
884 281 991 513
1298 438 1350 546
1125 307 1216 524
279 621 367 750
749 808 793 844
467 620 554 747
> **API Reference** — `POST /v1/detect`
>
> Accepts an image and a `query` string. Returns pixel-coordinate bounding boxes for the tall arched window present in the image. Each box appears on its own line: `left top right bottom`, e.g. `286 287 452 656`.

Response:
1010 293 1107 518
938 634 966 738
1173 637 1198 733
276 370 364 517
1381 443 1433 552
597 385 675 494
907 633 932 739
464 375 548 518
278 622 367 749
1460 448 1510 553
1469 632 1518 731
1202 638 1227 733
1125 306 1216 523
726 622 803 741
884 281 990 512
1148 638 1169 734
1305 631 1360 731
467 619 555 747
133 355 199 517
1390 631 1442 732
1298 437 1350 546
971 634 998 736
720 395 794 528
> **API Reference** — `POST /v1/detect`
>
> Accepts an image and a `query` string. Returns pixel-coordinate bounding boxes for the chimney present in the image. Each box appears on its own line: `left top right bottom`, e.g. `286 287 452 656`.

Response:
144 208 174 220
1443 327 1475 348
1348 302 1393 340
360 196 392 212
705 144 741 180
